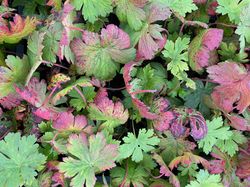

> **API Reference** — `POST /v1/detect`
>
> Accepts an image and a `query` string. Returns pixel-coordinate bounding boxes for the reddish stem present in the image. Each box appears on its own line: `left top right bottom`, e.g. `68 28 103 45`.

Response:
73 86 87 104
120 159 129 187
41 85 58 107
106 86 126 91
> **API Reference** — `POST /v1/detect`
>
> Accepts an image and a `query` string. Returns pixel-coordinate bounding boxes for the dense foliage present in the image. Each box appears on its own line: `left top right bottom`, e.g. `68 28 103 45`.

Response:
0 0 249 186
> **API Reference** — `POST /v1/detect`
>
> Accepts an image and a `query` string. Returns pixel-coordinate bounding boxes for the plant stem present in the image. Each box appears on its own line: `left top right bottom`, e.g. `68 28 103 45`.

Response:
73 86 87 104
120 159 129 187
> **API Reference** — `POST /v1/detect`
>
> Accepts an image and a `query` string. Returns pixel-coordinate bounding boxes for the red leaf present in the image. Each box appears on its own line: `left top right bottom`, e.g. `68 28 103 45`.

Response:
207 62 250 113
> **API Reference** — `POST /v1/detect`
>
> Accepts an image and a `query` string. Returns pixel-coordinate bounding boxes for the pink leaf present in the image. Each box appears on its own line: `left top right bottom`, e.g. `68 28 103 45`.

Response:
207 1 218 16
208 159 225 174
136 4 171 60
152 98 175 131
207 62 250 113
193 0 207 4
57 2 75 62
33 106 61 121
16 77 62 120
53 111 93 134
88 88 129 129
189 29 223 72
227 114 250 131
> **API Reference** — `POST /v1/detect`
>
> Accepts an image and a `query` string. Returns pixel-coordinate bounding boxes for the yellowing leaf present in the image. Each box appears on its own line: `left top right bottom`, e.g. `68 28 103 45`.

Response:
0 14 37 44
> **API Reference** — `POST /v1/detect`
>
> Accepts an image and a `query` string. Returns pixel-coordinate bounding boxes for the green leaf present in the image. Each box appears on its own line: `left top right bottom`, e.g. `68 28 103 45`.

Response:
162 37 195 89
41 22 63 63
215 130 247 156
137 63 168 92
26 31 45 85
0 55 30 98
0 133 46 187
216 0 250 24
69 87 96 111
155 0 198 17
72 0 113 23
198 117 233 154
114 0 146 31
186 170 223 187
12 0 47 16
118 129 160 162
178 163 198 177
184 80 214 117
110 159 149 187
52 77 92 105
71 25 136 80
235 4 250 52
59 132 118 187
218 42 248 62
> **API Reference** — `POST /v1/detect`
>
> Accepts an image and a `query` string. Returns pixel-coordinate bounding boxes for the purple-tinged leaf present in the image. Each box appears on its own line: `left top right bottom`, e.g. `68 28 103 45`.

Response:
189 111 208 140
0 93 22 109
